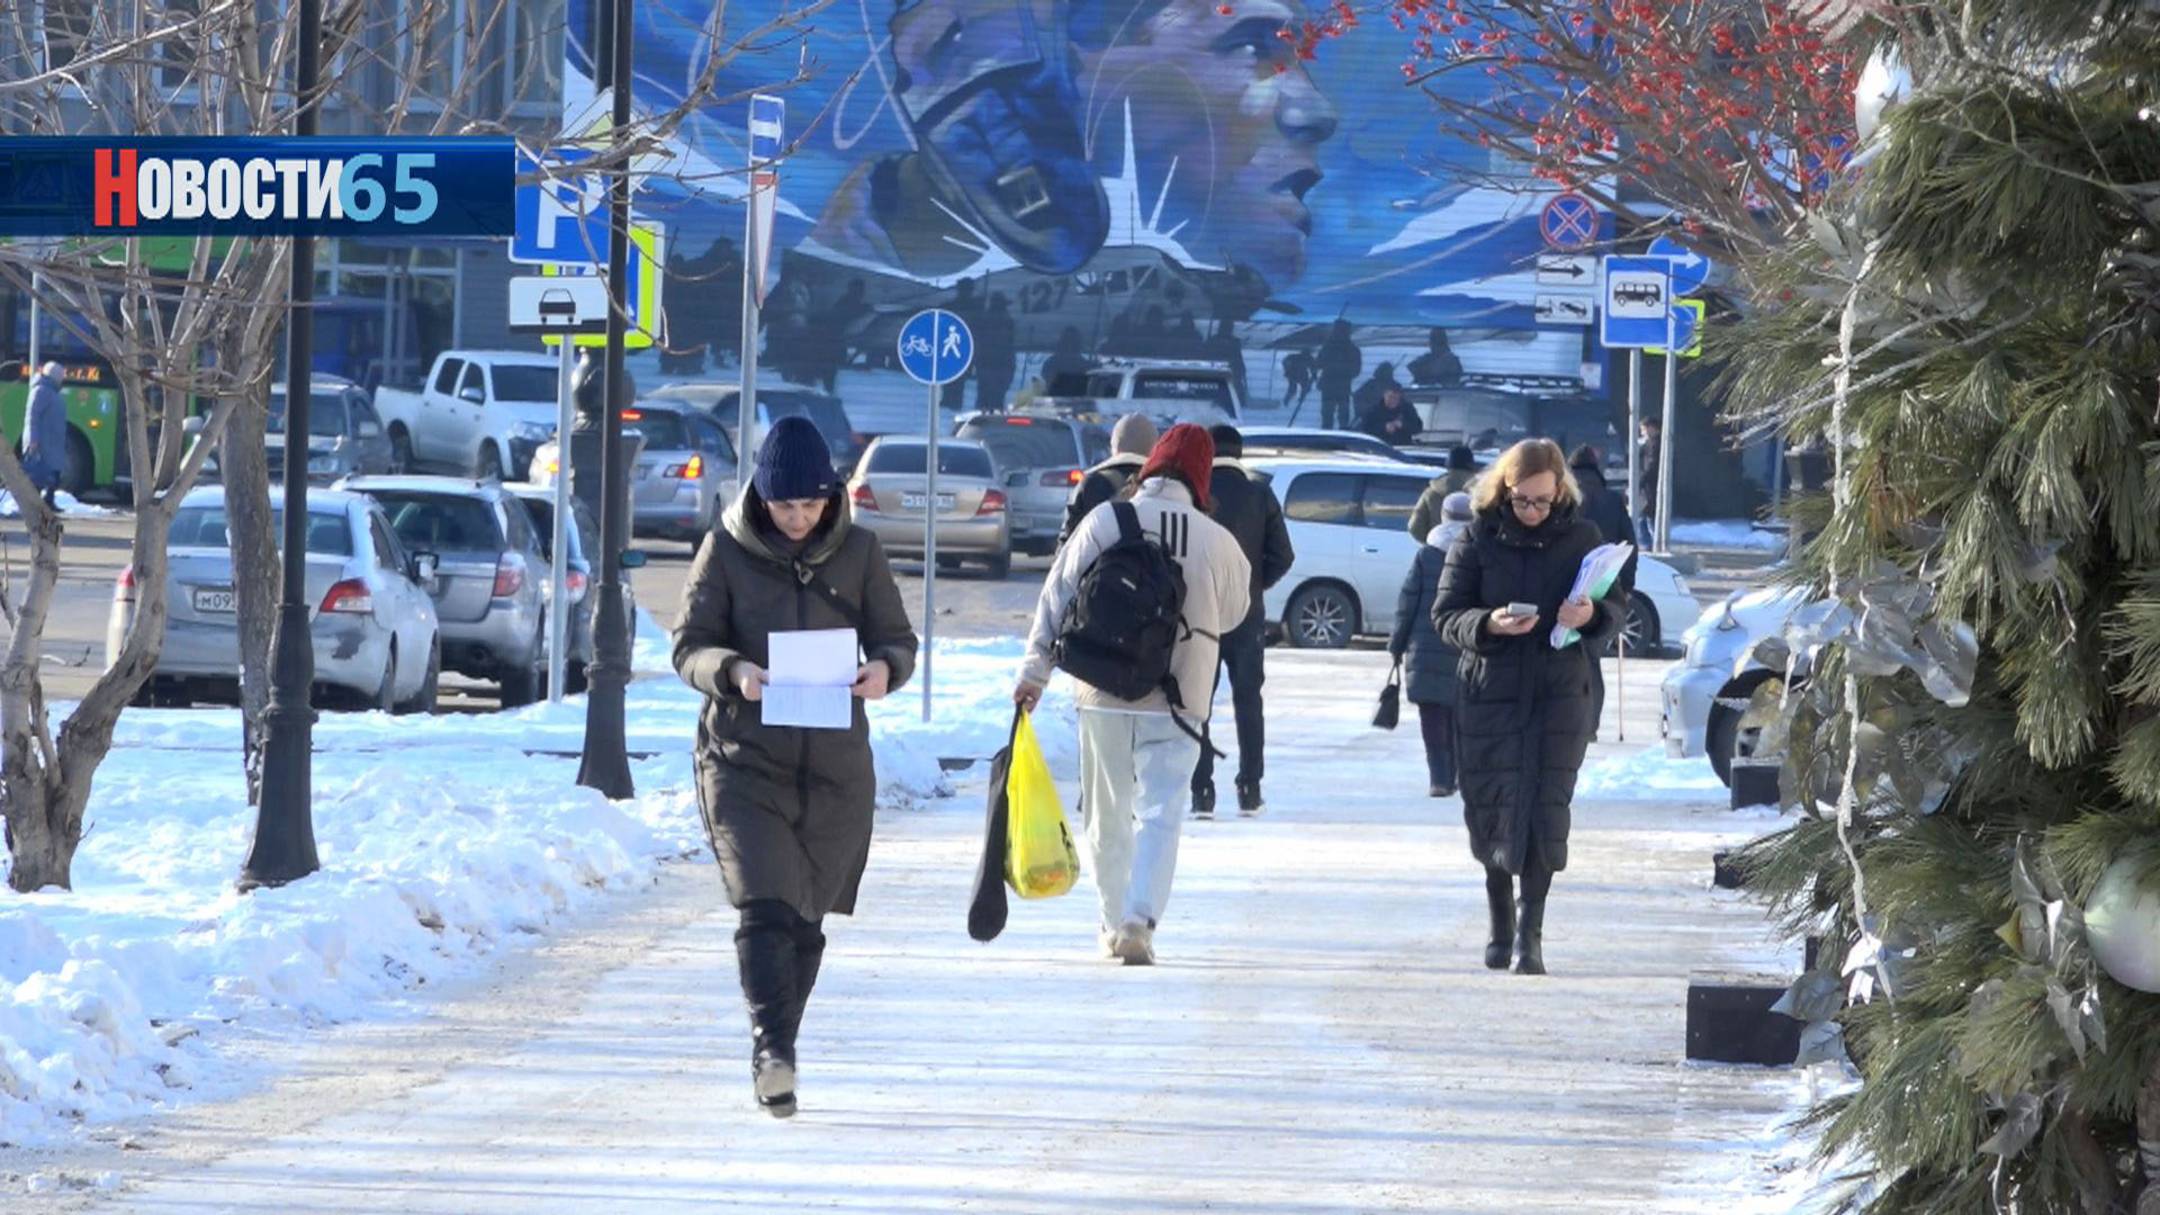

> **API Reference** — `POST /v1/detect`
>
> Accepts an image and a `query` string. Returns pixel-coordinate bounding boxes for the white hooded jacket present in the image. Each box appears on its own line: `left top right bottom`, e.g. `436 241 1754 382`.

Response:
1020 477 1251 720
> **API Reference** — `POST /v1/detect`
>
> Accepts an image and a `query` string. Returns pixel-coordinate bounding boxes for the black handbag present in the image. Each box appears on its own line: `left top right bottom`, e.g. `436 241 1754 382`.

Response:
1373 663 1403 730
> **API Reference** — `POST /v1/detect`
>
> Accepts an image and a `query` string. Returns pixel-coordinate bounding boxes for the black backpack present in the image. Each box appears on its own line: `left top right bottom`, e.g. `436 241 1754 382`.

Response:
1052 503 1223 755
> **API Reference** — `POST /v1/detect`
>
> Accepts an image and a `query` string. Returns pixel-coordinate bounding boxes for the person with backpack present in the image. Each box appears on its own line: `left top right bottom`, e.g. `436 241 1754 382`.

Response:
1014 423 1251 966
1190 424 1293 819
1057 413 1157 547
673 417 920 1118
1406 445 1480 539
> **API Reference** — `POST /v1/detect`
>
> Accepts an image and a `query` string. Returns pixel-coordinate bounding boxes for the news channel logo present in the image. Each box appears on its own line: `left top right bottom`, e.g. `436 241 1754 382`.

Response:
0 137 515 237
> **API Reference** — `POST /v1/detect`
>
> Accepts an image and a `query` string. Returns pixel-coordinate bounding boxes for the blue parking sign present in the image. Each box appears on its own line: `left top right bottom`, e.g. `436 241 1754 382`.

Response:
897 309 973 386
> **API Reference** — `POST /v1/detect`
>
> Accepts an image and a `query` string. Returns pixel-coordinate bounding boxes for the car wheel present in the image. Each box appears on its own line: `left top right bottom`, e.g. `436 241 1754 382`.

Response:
499 625 545 707
474 442 504 483
1620 592 1661 656
395 638 440 716
984 550 1012 580
363 645 398 713
388 426 416 474
61 431 94 498
1284 583 1357 649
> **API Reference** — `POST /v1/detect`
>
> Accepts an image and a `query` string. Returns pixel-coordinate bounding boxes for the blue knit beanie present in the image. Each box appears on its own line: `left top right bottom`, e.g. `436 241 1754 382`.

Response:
753 415 837 502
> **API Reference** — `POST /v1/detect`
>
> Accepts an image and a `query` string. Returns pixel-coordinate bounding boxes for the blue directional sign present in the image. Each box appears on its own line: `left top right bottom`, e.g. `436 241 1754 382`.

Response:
897 308 973 386
749 94 785 164
512 147 609 265
1646 235 1713 297
1601 255 1675 349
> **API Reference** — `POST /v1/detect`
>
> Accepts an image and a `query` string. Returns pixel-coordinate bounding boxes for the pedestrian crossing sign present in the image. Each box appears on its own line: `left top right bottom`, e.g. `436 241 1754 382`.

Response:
541 221 665 350
1646 299 1705 359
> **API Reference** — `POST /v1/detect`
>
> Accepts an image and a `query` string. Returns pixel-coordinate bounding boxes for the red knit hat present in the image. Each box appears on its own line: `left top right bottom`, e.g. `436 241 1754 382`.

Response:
1137 423 1216 511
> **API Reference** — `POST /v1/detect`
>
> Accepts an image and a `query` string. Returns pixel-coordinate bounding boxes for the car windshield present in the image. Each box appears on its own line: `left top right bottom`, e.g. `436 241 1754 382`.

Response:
622 409 689 450
371 493 505 553
170 505 354 556
865 443 994 478
765 395 853 449
491 366 559 403
956 417 1077 470
266 391 349 438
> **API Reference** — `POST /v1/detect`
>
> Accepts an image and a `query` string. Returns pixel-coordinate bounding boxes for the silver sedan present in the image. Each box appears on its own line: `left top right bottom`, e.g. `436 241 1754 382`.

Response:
110 486 442 712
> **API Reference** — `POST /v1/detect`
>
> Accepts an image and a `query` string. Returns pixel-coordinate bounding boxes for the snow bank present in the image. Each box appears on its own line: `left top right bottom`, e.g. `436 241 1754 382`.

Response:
1670 519 1788 552
2 628 1038 1147
0 490 117 519
1577 745 1733 802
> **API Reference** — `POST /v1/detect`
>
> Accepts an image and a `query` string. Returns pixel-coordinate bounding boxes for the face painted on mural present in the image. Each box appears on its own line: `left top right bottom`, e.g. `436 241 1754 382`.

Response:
1080 0 1339 291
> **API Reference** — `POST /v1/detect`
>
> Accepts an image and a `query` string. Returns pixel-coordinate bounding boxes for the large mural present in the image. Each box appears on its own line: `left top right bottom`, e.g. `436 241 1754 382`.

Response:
565 0 1603 422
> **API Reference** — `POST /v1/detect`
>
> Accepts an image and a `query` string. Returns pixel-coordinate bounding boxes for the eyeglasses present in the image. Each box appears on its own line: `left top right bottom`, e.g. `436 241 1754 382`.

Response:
1507 492 1556 512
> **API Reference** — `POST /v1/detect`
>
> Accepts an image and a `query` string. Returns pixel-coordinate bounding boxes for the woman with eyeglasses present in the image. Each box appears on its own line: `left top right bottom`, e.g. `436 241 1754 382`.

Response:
1431 438 1619 976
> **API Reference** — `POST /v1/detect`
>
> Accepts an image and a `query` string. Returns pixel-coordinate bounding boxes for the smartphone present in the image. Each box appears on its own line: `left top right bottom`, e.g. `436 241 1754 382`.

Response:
1506 602 1539 620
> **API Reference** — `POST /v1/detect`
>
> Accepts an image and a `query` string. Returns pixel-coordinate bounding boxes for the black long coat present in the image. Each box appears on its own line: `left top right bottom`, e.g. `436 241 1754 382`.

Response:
1389 537 1460 706
1432 505 1618 875
673 488 920 920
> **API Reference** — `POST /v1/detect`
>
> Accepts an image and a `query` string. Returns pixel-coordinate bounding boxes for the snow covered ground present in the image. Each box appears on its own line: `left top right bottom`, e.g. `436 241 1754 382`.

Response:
1670 519 1790 552
5 637 1834 1210
0 491 117 520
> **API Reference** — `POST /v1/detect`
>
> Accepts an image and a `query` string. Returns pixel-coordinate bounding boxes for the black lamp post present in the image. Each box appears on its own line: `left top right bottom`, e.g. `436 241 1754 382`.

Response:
577 0 635 799
240 0 324 891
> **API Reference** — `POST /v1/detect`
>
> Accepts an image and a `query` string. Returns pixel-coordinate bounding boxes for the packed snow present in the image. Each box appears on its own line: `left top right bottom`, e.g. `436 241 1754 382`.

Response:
0 615 1075 1149
1670 519 1789 552
1575 743 1734 801
0 491 117 520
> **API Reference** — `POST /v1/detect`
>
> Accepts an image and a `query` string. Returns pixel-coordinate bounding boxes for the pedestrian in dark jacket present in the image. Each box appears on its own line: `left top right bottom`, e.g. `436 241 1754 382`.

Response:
1058 413 1156 546
1190 424 1295 819
1433 438 1618 977
1407 445 1480 538
1315 320 1361 430
672 415 920 1119
23 362 67 507
1568 445 1638 739
1390 491 1472 797
1355 384 1419 446
1636 417 1662 546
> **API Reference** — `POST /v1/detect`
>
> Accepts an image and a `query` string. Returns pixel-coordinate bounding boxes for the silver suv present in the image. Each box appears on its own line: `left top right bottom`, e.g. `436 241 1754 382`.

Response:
954 412 1108 557
340 476 555 706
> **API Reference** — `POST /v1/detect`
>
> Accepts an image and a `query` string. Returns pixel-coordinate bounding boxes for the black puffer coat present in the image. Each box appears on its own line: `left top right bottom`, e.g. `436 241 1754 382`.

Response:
1388 523 1466 705
673 487 920 920
1432 504 1617 874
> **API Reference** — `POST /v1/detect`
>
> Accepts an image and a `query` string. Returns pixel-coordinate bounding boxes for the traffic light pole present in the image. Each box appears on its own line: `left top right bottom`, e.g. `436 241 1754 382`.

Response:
578 0 636 799
241 0 324 891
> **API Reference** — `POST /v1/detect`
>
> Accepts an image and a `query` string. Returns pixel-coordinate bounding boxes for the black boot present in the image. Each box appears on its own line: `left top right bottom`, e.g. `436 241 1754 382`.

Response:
1482 868 1512 970
1514 893 1547 976
736 904 802 1117
781 923 826 1065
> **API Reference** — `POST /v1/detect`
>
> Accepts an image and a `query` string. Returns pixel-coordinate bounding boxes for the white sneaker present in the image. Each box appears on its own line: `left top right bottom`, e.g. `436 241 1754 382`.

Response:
1111 917 1155 966
1098 926 1119 959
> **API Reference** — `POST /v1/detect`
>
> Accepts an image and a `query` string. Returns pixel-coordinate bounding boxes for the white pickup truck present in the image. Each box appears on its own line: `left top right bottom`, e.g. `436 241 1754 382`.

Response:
1034 359 1244 429
373 350 563 481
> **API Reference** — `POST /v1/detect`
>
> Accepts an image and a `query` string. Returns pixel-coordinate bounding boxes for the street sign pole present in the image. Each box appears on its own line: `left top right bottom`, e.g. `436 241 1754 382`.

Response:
1627 350 1643 535
736 175 761 491
896 309 971 722
1657 307 1678 552
578 0 636 800
923 361 938 724
548 338 573 705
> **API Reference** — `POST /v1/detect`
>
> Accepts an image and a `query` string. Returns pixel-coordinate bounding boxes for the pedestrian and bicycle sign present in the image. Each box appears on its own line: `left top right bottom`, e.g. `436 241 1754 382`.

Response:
1539 193 1599 250
897 309 973 386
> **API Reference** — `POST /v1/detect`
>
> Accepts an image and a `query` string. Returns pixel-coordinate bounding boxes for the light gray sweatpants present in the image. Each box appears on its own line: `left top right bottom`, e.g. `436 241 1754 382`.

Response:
1078 709 1203 931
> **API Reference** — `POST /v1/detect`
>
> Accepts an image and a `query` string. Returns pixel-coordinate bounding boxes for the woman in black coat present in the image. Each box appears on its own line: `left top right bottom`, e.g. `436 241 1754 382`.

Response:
1432 439 1619 975
1390 493 1473 797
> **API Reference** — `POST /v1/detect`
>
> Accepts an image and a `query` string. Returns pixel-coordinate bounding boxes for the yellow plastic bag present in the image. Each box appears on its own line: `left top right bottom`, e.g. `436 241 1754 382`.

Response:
1004 711 1080 899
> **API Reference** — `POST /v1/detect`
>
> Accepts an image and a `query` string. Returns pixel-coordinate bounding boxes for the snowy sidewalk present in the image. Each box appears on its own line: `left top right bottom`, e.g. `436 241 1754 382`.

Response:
20 650 1808 1213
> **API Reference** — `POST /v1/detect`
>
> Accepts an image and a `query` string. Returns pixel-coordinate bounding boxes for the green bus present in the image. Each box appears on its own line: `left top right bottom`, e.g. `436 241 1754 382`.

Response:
0 356 124 497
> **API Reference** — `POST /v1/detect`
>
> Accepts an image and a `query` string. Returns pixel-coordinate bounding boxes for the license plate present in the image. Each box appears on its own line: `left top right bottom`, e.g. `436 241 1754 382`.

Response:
192 588 236 613
901 492 956 511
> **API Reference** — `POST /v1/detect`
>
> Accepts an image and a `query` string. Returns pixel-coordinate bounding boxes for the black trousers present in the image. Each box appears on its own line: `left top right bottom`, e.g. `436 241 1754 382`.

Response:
1320 387 1352 430
1193 620 1267 793
735 899 826 1064
1417 700 1456 790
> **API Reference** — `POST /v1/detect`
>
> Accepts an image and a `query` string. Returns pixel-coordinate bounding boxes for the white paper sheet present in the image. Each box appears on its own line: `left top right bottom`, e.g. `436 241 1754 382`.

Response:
1550 543 1636 649
763 628 859 729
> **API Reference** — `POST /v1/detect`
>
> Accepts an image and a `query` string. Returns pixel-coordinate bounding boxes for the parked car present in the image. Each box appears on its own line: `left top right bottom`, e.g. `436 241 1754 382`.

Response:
338 476 555 706
529 401 737 541
1249 456 1700 650
1662 584 1815 785
1237 427 1405 462
1035 359 1243 428
643 381 863 474
502 482 644 695
846 437 1011 577
111 486 441 712
371 350 564 481
953 411 1108 556
267 375 396 484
